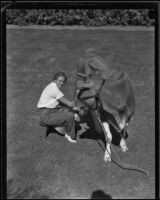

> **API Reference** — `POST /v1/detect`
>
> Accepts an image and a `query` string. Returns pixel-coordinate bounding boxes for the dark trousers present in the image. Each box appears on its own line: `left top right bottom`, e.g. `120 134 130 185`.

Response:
39 107 76 139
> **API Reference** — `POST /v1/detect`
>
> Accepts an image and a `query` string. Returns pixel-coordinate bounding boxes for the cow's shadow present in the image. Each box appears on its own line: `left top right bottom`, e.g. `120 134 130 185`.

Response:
77 111 128 148
77 123 122 147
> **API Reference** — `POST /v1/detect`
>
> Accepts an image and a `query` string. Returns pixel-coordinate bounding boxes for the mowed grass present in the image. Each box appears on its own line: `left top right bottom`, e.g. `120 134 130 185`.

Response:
7 27 155 199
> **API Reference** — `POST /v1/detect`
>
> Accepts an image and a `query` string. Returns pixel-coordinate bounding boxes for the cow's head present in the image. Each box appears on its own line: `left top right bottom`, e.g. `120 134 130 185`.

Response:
75 57 106 112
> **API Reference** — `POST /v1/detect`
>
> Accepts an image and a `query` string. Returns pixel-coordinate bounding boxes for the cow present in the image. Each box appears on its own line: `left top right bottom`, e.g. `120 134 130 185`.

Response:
74 56 135 162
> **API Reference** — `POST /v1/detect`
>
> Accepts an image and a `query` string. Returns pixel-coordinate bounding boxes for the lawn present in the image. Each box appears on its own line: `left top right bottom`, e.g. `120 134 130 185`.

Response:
7 26 155 199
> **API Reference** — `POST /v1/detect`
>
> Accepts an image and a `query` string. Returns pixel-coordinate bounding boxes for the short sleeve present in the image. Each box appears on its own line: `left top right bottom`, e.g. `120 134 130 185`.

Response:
50 82 64 100
55 90 64 100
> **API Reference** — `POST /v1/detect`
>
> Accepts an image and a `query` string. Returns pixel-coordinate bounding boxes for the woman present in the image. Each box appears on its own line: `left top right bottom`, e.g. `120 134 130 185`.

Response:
37 71 77 143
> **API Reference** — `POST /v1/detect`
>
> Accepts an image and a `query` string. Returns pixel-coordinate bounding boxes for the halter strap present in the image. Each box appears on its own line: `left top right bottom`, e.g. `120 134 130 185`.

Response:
78 94 97 101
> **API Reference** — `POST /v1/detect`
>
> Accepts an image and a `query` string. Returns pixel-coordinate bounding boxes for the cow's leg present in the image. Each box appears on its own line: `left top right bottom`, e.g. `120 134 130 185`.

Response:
102 122 112 162
120 138 128 152
119 123 129 152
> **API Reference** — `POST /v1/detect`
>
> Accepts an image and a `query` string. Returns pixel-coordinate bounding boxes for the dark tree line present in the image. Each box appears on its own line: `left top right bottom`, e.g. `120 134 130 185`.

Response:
6 9 155 26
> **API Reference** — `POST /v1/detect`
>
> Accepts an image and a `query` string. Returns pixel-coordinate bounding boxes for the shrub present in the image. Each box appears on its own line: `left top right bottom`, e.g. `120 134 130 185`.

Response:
6 9 155 26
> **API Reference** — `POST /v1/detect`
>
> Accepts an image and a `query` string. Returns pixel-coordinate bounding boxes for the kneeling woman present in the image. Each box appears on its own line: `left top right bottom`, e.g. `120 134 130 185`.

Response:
37 71 76 143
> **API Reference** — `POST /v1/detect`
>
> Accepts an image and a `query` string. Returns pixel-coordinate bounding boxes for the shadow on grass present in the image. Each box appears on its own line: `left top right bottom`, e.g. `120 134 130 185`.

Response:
39 122 65 138
79 125 129 152
45 126 64 138
76 109 128 150
91 190 112 199
7 179 49 199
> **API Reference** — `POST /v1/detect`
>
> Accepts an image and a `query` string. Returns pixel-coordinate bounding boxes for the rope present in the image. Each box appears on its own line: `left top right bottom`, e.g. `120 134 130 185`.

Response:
97 137 151 178
110 143 149 176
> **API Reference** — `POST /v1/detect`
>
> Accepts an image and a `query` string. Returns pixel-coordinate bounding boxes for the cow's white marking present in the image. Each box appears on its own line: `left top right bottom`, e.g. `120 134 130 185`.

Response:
102 122 112 162
120 138 128 152
119 117 126 130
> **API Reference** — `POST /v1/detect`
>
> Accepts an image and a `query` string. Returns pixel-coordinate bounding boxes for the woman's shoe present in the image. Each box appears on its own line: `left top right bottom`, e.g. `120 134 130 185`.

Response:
55 127 65 135
65 134 77 143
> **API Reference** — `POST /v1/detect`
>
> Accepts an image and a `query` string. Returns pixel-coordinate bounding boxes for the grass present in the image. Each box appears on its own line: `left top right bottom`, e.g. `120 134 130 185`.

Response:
7 27 155 199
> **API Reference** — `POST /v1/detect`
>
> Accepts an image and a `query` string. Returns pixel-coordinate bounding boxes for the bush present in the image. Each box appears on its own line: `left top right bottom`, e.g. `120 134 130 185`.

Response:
6 9 155 26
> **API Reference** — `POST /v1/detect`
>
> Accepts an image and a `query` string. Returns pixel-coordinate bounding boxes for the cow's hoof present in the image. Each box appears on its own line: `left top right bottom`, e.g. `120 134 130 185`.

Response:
104 156 111 162
121 146 129 152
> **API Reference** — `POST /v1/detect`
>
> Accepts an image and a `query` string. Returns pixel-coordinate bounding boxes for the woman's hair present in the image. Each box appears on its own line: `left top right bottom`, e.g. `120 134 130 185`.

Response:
53 71 67 82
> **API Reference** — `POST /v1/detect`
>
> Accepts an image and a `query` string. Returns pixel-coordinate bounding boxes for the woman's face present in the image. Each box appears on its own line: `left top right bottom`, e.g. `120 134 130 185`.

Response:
55 76 66 88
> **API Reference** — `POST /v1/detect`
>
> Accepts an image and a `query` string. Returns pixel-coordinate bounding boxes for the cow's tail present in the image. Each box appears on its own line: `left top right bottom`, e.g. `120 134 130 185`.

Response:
110 144 149 177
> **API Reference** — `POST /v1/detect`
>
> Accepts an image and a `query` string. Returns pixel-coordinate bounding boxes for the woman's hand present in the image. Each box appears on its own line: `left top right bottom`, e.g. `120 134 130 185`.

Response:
59 97 74 108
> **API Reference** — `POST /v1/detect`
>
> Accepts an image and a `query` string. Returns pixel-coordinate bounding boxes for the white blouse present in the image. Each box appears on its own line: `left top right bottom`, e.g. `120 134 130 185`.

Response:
37 82 64 108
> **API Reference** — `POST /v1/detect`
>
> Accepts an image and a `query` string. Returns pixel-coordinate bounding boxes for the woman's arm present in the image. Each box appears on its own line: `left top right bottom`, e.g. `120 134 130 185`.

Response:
58 96 74 108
